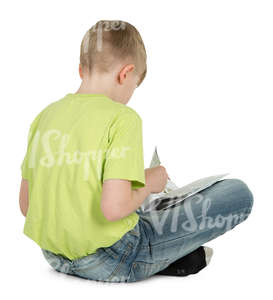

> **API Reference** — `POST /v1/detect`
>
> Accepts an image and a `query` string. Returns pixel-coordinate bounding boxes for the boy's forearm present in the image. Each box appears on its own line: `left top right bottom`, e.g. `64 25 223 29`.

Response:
132 184 152 211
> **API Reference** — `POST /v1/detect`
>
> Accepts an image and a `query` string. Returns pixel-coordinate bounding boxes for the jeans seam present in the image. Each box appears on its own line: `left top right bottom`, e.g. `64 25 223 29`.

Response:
103 246 119 260
70 254 109 271
129 230 140 237
106 242 133 282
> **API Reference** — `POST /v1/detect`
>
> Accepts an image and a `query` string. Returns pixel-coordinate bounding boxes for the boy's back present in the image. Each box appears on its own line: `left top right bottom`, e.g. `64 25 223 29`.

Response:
21 93 145 260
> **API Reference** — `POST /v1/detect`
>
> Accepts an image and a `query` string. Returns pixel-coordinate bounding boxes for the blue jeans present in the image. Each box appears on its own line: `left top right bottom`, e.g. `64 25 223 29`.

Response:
42 178 254 283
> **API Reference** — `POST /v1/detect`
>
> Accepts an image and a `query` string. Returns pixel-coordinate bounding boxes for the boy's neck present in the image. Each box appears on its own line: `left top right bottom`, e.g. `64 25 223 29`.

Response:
75 87 113 100
75 76 123 104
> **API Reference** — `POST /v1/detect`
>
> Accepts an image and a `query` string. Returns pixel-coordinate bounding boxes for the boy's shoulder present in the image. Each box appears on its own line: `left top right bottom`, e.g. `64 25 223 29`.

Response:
112 102 142 122
29 95 142 130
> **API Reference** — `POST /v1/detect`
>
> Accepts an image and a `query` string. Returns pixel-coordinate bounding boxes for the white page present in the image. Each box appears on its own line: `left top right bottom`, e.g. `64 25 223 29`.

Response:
138 147 179 212
138 147 229 212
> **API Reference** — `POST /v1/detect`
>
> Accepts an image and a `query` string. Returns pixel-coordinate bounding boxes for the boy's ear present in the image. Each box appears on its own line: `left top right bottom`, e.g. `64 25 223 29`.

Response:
79 64 83 79
118 64 135 85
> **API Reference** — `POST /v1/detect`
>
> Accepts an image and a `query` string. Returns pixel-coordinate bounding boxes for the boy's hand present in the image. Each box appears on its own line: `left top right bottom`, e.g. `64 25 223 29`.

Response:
145 166 169 193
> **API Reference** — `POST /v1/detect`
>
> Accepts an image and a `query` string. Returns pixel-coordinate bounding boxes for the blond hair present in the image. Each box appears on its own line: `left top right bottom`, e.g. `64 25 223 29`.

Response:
80 20 147 86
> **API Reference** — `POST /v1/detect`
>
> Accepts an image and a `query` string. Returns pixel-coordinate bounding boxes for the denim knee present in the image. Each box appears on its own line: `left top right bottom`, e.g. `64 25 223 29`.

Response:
225 178 254 212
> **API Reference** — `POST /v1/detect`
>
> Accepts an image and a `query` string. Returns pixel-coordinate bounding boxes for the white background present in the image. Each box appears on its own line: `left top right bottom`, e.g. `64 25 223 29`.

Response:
1 0 272 298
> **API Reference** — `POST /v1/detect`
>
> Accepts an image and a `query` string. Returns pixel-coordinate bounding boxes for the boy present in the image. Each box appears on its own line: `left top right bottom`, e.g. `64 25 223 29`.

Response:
19 20 254 283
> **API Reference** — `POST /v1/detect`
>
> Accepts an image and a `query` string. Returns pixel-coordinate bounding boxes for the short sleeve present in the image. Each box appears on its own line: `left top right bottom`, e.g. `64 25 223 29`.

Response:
21 153 28 180
20 111 43 180
102 110 146 190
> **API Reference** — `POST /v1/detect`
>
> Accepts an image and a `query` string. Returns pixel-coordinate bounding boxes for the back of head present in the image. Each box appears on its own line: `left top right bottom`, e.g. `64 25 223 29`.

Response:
80 20 147 86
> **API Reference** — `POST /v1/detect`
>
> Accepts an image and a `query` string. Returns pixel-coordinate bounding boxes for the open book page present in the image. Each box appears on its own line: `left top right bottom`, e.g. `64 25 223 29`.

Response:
149 146 179 192
137 147 229 213
137 147 179 213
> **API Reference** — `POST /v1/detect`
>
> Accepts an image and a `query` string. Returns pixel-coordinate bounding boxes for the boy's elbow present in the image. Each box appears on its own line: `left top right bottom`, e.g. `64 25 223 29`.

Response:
103 212 120 222
20 206 27 217
101 203 122 222
19 178 29 217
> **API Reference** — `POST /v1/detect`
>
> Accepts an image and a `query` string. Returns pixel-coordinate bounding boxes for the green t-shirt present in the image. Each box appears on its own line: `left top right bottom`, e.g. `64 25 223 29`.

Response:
21 93 146 260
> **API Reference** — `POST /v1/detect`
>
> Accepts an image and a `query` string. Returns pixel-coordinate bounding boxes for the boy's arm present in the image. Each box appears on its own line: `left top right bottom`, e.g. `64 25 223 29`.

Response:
101 166 168 221
19 178 29 217
101 178 152 222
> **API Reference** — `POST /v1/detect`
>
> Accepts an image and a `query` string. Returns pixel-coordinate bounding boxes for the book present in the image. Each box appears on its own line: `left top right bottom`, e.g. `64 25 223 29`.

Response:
137 147 229 212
